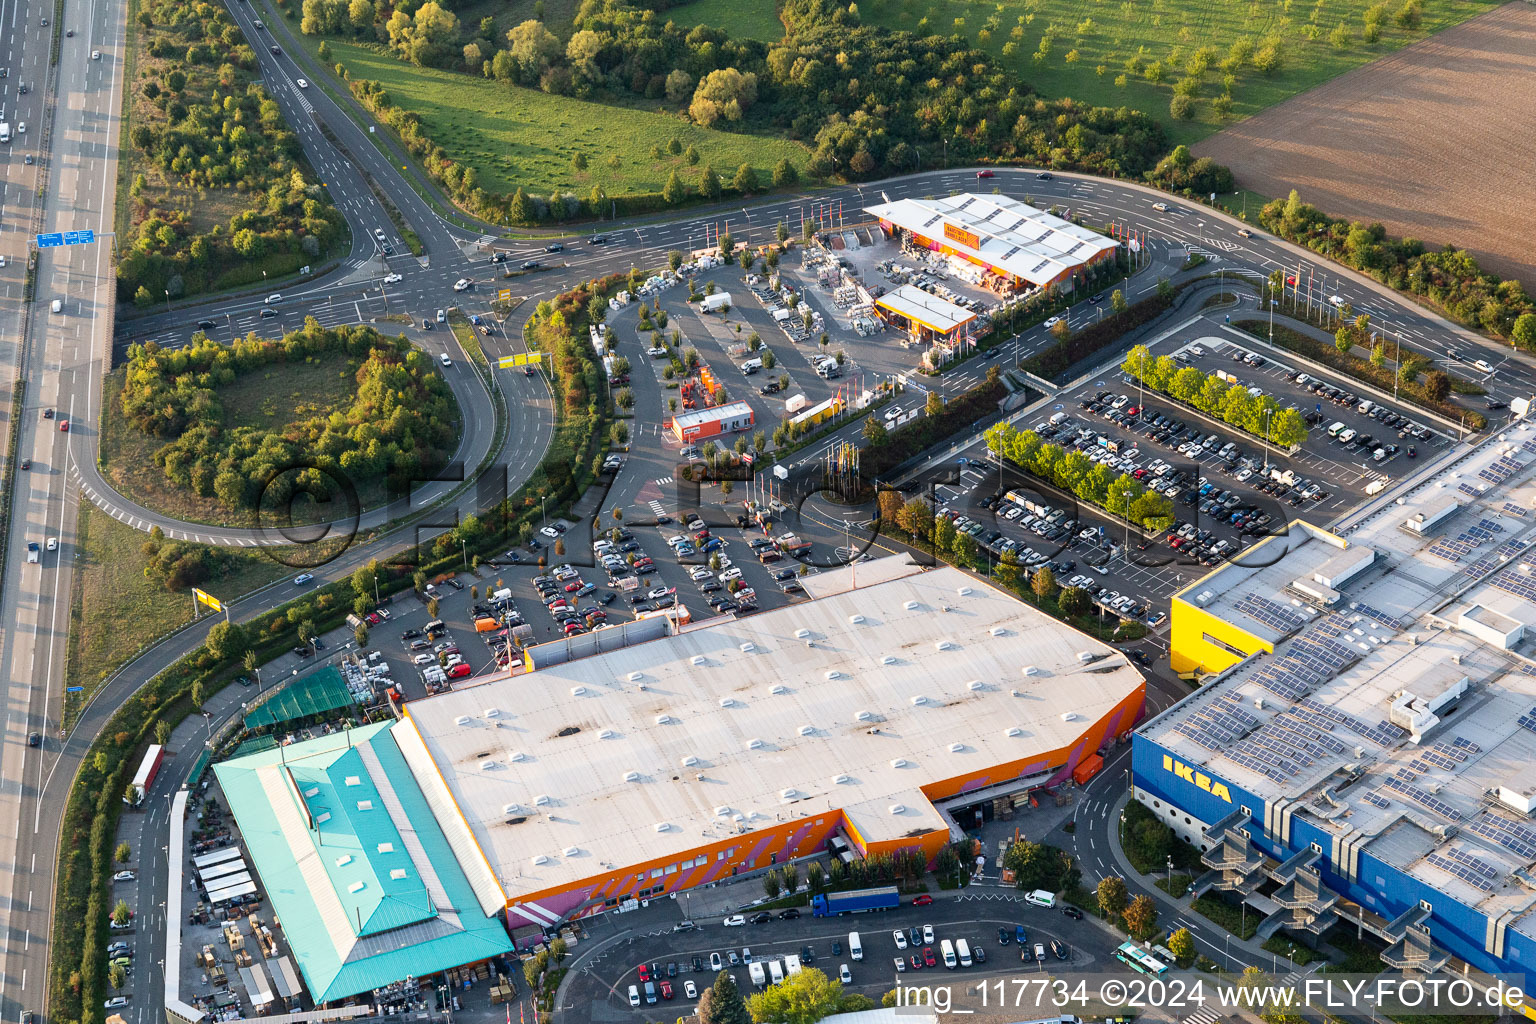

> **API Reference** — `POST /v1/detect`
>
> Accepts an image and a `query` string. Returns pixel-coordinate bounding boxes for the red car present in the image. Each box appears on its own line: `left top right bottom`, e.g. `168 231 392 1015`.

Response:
447 663 472 679
976 169 995 178
659 981 673 1000
912 894 934 906
922 947 936 968
564 581 582 592
59 420 69 432
637 964 650 982
909 954 923 971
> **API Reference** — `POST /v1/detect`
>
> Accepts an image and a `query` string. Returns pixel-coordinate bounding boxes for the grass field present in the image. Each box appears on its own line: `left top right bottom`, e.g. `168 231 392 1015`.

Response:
856 0 1498 144
310 37 810 197
220 351 357 430
664 0 787 40
63 505 298 722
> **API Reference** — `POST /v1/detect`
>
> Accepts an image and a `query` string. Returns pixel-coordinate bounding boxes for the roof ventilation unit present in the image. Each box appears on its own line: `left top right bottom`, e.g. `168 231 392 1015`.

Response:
348 881 366 894
1077 651 1094 663
484 708 501 719
905 600 920 611
889 804 907 815
935 640 955 651
656 714 675 725
1061 711 1078 721
833 774 851 785
1005 727 1023 738
856 710 875 721
533 794 551 806
949 742 966 753
780 788 800 801
967 680 984 691
335 855 353 867
740 642 756 653
599 728 618 739
715 805 732 816
503 803 522 815
771 684 788 695
957 586 973 596
719 697 737 708
654 822 672 833
1022 665 1039 676
1011 689 1022 697
747 738 766 750
344 776 361 787
531 855 550 866
681 755 701 768
825 670 843 680
623 771 642 783
303 786 320 798
911 695 929 706
795 628 812 639
454 716 471 726
849 614 866 624
691 655 707 666
480 760 499 771
881 655 898 666
563 847 581 857
571 686 588 697
507 751 527 762
990 627 1008 637
891 757 910 768
799 725 816 736
628 671 644 682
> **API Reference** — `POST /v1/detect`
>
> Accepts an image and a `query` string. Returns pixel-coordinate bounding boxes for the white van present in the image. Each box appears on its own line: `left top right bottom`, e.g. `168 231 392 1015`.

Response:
740 358 762 375
1025 889 1057 908
941 939 957 969
956 938 973 967
848 932 863 961
817 357 841 379
51 299 63 313
1337 428 1357 446
1327 421 1346 439
748 961 766 988
767 960 784 985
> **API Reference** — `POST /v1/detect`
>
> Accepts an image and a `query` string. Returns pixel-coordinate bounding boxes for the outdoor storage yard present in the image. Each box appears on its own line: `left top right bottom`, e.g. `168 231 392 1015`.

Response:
1194 1 1536 286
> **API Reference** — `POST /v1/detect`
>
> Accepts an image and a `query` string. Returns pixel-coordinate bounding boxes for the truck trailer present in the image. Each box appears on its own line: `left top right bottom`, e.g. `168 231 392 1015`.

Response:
810 885 901 917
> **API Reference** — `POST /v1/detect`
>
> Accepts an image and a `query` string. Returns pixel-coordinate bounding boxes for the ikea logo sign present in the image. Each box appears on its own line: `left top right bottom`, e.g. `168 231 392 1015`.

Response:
1163 755 1232 803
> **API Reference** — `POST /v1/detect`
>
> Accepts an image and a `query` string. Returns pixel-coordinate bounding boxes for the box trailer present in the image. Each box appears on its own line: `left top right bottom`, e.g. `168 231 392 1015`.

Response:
810 886 900 917
701 292 733 313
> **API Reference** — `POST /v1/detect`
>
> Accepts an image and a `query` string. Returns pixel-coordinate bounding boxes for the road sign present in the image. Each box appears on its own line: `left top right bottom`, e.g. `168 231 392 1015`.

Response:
66 686 84 693
497 288 512 302
192 587 223 613
36 229 96 248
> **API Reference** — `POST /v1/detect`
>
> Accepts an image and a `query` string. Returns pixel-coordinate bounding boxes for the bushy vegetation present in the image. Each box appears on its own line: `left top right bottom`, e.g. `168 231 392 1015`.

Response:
1025 284 1173 380
984 421 1175 531
119 0 346 302
313 0 1174 222
1120 343 1310 446
118 324 457 510
1260 190 1536 343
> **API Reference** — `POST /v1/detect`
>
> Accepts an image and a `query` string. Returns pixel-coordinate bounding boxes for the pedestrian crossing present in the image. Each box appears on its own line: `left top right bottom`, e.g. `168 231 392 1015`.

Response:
653 477 673 487
1181 1006 1221 1024
648 499 668 519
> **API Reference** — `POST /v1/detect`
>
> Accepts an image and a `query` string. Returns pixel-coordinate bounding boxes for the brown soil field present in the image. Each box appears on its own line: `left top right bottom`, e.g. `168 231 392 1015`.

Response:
1194 1 1536 288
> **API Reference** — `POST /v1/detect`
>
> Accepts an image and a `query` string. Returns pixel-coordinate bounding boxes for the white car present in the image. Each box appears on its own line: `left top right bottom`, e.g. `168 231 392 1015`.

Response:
17 122 25 134
627 986 640 1008
539 526 560 538
435 308 446 323
383 273 403 284
647 587 673 600
296 78 309 88
453 278 471 292
104 998 128 1009
92 49 102 60
413 654 433 666
439 352 452 367
894 957 906 973
1043 315 1063 328
722 914 746 927
113 870 136 882
719 567 743 583
839 964 852 984
1151 201 1168 212
892 929 908 950
293 573 314 585
1327 294 1345 307
1475 359 1494 373
266 293 282 304
922 924 935 943
46 537 58 551
689 567 713 581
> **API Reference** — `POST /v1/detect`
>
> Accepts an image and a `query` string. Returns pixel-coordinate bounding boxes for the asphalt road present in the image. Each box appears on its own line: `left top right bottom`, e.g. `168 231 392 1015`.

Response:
0 0 128 1015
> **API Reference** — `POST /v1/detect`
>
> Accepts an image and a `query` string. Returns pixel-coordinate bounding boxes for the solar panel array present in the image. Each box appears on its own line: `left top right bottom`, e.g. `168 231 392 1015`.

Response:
1425 851 1494 891
1352 603 1404 631
1519 706 1536 733
1381 776 1463 821
1425 517 1506 564
1502 502 1530 519
1459 482 1484 499
1227 706 1351 783
1467 815 1536 859
1491 562 1536 605
1236 592 1307 635
1478 453 1528 486
1363 791 1391 809
1525 439 1536 456
1464 537 1532 583
1451 736 1481 754
1297 696 1407 748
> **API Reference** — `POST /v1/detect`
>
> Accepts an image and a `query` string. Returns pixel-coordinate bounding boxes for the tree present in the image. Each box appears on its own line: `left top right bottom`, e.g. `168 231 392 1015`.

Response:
1512 312 1536 352
115 842 132 864
1031 566 1056 603
689 67 758 126
698 971 751 1024
862 416 888 446
426 597 440 619
932 515 957 553
807 861 826 892
663 170 686 205
699 164 722 200
732 163 759 194
773 159 798 188
190 680 205 710
1097 876 1129 918
1058 585 1088 616
763 868 782 900
746 968 843 1024
896 498 935 540
925 390 944 417
1168 926 1197 965
1111 289 1127 313
1050 318 1071 342
1422 369 1450 401
112 899 132 925
204 620 248 660
109 963 127 991
1124 893 1158 938
355 623 370 647
664 68 694 103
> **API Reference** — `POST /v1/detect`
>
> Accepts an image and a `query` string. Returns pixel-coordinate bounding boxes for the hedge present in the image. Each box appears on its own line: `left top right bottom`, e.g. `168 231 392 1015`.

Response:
1025 288 1177 381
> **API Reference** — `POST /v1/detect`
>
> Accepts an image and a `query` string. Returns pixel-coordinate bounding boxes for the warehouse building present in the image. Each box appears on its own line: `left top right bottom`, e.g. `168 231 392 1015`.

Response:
874 285 977 346
866 193 1118 293
1137 421 1536 987
393 559 1145 941
669 400 755 444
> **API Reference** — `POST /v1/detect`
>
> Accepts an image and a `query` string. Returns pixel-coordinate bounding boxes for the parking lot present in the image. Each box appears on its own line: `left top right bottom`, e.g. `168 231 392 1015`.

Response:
566 892 1114 1017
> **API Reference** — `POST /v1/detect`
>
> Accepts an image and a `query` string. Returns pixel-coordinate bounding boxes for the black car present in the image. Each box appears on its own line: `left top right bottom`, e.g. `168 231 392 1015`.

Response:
760 382 781 395
1051 939 1069 959
909 926 922 947
545 242 564 252
691 955 703 972
588 235 607 245
1062 905 1084 920
491 251 510 263
28 732 41 748
521 260 541 270
973 945 986 964
447 577 464 590
998 926 1011 944
197 319 217 330
749 911 771 924
666 962 678 978
1035 171 1053 179
402 628 423 639
20 458 29 470
778 908 801 920
832 941 843 956
600 591 617 604
269 44 280 54
260 308 277 318
1488 400 1508 410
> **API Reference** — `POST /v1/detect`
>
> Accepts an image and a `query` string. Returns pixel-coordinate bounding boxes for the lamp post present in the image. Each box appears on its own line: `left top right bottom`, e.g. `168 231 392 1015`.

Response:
1166 856 1174 893
164 289 172 314
540 494 549 531
373 574 380 609
1262 408 1274 476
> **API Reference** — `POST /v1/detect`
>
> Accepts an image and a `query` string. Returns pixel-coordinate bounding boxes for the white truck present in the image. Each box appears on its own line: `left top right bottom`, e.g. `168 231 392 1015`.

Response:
816 357 841 379
701 292 732 313
0 123 11 144
784 394 809 415
26 541 40 563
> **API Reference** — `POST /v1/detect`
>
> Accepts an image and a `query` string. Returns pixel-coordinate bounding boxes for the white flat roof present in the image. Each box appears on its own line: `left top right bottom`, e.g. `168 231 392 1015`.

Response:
672 401 753 430
400 560 1144 904
867 193 1118 287
875 285 976 334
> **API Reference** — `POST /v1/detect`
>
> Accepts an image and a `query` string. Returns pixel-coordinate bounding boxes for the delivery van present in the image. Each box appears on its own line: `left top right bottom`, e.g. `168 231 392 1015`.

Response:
941 939 957 969
1025 889 1057 908
957 939 973 967
740 358 762 375
848 932 863 961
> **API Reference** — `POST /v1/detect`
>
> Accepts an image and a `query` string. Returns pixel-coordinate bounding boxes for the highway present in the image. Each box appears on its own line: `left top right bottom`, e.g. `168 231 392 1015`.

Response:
0 0 128 1015
1 1 1535 1018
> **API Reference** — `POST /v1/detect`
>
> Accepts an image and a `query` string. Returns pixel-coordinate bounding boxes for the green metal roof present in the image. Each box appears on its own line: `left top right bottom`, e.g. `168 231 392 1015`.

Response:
213 721 512 1003
243 665 356 730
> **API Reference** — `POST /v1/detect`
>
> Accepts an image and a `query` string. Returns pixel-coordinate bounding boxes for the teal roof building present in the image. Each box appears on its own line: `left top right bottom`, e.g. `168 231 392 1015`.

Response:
213 721 513 1004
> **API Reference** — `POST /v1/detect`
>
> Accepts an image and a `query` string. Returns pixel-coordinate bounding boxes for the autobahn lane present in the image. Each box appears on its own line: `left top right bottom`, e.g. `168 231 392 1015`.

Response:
0 0 128 1014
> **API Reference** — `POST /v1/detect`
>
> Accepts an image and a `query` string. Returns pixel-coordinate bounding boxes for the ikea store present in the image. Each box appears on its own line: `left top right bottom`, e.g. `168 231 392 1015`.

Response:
217 557 1145 1001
